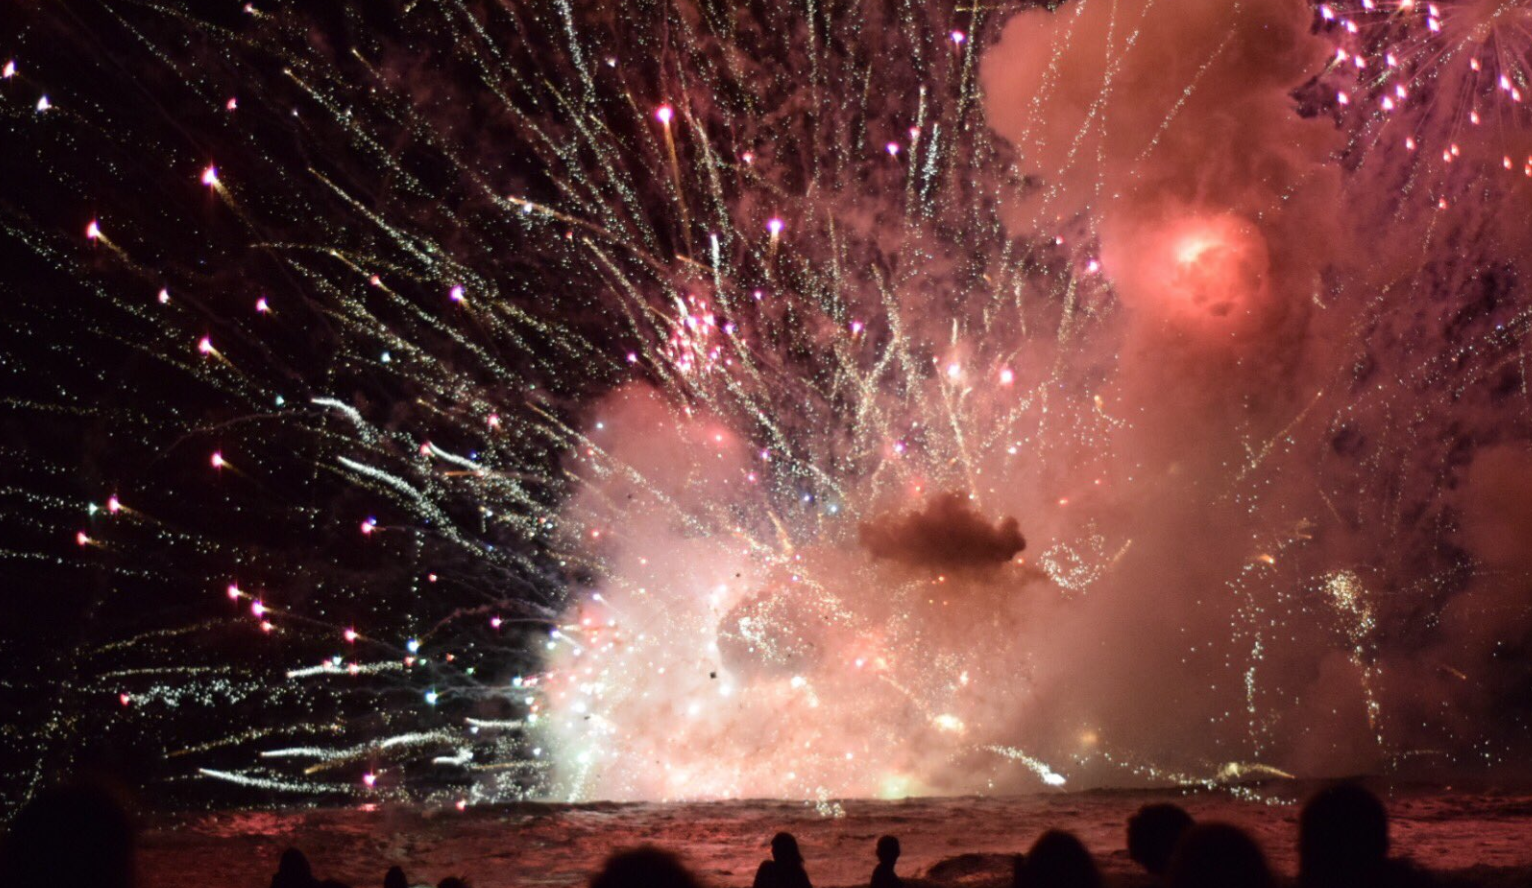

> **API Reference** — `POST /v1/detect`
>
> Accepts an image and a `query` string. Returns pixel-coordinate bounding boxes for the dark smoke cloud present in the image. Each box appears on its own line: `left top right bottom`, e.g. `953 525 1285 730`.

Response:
859 493 1025 570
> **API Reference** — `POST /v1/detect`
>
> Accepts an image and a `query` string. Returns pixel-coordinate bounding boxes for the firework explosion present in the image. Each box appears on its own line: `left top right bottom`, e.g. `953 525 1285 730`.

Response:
2 0 1532 811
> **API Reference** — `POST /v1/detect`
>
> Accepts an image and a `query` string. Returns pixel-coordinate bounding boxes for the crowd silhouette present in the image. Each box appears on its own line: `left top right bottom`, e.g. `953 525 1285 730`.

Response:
0 780 1469 887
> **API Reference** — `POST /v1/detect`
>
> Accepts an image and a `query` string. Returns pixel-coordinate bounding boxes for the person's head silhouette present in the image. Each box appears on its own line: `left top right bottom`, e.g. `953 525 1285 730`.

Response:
1299 782 1389 887
1014 830 1100 888
771 832 804 866
590 847 703 888
876 835 900 866
1167 823 1273 888
1 784 135 888
1127 803 1195 877
273 848 315 888
383 866 408 888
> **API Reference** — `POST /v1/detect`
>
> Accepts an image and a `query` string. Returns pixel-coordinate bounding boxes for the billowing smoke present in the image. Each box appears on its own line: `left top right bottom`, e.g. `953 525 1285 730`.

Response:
535 0 1532 800
980 0 1343 379
860 493 1025 570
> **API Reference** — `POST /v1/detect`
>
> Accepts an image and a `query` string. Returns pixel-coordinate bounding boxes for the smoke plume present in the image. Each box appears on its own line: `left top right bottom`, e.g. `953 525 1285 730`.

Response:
536 0 1532 800
860 493 1025 571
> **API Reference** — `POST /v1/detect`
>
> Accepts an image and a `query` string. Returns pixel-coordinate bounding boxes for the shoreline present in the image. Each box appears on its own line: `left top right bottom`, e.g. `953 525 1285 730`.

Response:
139 784 1532 887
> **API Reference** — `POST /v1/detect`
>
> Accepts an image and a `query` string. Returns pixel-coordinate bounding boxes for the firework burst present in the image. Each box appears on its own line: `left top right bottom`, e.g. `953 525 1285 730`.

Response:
2 0 1532 812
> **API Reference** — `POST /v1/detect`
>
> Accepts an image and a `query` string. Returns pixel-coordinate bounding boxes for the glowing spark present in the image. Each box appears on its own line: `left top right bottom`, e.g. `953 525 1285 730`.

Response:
933 714 966 734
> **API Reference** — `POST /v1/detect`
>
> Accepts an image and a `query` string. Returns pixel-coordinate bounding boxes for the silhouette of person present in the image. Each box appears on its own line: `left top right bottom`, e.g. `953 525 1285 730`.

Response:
590 846 704 888
0 783 136 888
1167 823 1273 888
1013 829 1100 888
1299 782 1388 888
1127 803 1195 879
436 879 469 888
272 848 319 888
754 832 812 888
1298 782 1432 888
383 867 409 888
871 835 902 888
